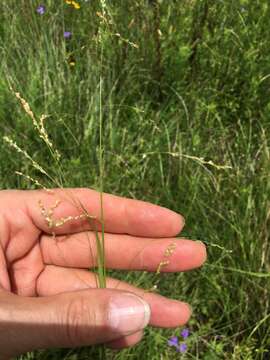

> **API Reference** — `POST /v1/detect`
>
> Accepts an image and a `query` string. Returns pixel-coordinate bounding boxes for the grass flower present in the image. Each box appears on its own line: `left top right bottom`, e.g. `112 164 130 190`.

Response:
36 5 45 14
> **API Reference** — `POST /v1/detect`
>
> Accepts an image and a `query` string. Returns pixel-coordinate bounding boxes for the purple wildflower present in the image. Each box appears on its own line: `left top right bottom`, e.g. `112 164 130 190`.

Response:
64 31 72 39
36 5 45 15
168 336 179 348
168 332 189 353
179 343 188 353
181 328 189 339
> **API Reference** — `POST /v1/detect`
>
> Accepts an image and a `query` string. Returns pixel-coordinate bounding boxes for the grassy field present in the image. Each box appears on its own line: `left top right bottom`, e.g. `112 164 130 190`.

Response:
1 0 270 359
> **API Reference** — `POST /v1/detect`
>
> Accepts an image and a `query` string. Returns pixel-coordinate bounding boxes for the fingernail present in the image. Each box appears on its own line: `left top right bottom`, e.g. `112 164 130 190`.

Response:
196 240 207 247
108 293 151 335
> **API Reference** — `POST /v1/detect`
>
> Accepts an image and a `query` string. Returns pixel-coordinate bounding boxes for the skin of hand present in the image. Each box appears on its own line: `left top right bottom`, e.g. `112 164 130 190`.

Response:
0 188 207 359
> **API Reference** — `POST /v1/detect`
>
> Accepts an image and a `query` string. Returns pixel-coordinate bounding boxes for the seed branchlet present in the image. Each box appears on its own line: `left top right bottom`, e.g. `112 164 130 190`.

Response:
15 171 52 193
147 242 177 292
12 89 60 161
156 242 177 274
164 242 177 257
156 260 170 275
38 199 96 234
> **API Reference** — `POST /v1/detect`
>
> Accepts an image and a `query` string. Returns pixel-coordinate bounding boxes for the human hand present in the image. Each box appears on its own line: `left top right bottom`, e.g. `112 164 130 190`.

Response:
0 188 206 359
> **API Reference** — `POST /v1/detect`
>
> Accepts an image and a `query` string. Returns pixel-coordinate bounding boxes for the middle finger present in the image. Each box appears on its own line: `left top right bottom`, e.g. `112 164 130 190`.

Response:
40 232 206 271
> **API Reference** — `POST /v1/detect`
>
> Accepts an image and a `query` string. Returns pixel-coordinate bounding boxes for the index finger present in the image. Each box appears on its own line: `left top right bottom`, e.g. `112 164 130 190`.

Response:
23 188 185 237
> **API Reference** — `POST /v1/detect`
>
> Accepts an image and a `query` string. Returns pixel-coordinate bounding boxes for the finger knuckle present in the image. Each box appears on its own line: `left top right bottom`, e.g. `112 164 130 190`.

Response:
64 296 96 346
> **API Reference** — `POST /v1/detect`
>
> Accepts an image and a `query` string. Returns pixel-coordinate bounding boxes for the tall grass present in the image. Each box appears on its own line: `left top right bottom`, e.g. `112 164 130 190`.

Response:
1 0 270 359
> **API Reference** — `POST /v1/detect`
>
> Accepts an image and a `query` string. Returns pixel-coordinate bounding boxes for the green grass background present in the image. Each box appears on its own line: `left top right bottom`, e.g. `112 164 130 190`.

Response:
0 0 270 359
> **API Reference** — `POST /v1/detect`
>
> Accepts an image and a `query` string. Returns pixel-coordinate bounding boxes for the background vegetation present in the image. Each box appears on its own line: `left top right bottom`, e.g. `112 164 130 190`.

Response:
0 0 269 359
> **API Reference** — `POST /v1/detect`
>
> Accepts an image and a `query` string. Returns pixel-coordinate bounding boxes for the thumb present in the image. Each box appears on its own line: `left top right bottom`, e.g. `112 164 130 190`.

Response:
0 288 151 358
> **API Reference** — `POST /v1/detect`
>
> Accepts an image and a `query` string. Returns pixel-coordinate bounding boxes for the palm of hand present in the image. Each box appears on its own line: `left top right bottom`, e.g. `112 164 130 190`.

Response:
0 191 44 296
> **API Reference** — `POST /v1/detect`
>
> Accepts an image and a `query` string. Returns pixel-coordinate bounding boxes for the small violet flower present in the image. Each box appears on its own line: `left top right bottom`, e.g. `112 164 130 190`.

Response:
179 343 188 353
181 328 189 339
168 336 178 348
36 5 45 15
64 31 72 39
168 328 189 353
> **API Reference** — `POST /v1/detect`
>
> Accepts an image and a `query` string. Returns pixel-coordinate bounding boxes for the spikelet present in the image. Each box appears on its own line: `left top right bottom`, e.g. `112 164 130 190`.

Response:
15 171 53 192
13 91 60 161
38 199 96 230
3 136 48 175
142 152 232 170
